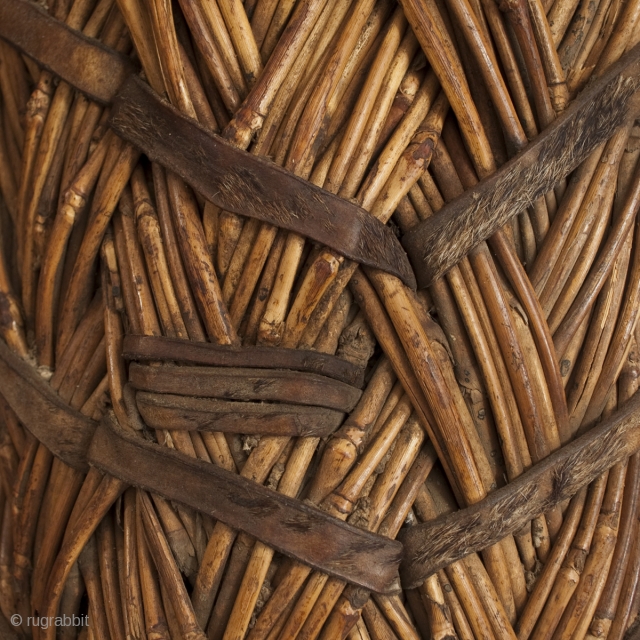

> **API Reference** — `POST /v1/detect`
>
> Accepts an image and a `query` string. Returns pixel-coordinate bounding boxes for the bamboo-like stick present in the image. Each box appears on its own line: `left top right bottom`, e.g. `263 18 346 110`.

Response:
190 435 289 626
51 294 103 393
529 144 605 294
566 224 632 431
121 489 145 640
591 0 640 77
12 443 52 623
39 473 125 640
31 458 84 613
437 570 474 640
0 205 27 357
587 452 640 639
55 140 139 358
131 166 187 339
216 0 263 84
0 112 19 225
96 511 126 640
490 230 570 440
551 458 626 640
58 561 84 640
529 473 608 640
362 598 401 640
550 153 632 353
20 0 115 329
78 536 111 640
150 164 206 342
553 143 640 364
138 491 206 640
516 488 587 640
176 0 244 114
0 42 26 154
135 497 171 640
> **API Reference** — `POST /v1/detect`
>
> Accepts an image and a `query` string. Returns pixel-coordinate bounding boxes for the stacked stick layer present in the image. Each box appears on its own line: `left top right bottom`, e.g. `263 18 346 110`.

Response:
0 0 639 638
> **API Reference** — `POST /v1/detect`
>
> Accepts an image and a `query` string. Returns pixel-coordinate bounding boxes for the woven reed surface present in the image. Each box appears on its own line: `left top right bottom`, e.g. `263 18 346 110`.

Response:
0 0 639 638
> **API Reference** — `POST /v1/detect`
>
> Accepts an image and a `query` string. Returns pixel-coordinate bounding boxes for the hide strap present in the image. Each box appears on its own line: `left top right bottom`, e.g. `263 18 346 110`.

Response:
0 339 95 471
89 413 403 594
122 335 365 387
135 392 348 437
111 77 416 288
402 43 640 287
0 339 401 593
0 0 134 104
0 0 415 288
400 390 640 587
127 362 362 412
3 332 640 588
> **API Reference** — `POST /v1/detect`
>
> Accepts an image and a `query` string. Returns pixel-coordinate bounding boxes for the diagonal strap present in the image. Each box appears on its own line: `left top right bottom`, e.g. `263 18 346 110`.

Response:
0 339 95 471
89 413 403 594
400 390 640 587
402 43 640 287
109 77 415 286
0 0 415 287
0 0 135 104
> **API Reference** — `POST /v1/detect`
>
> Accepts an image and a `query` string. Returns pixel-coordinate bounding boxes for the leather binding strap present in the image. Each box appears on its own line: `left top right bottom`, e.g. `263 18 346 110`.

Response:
89 413 403 594
400 390 640 588
122 335 365 387
109 77 415 288
0 0 135 104
0 0 415 287
0 339 95 471
128 362 362 411
402 43 640 287
3 329 640 590
0 338 401 593
135 392 349 437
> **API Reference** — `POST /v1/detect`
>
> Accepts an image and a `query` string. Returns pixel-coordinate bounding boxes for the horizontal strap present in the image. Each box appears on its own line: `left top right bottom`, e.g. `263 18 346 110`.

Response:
400 390 640 587
89 413 403 594
123 335 365 387
136 392 346 437
110 77 416 288
128 362 362 412
403 43 640 287
0 339 94 471
0 0 135 104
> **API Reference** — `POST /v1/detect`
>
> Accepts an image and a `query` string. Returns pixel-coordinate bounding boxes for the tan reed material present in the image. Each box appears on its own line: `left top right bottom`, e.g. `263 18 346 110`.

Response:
0 0 640 638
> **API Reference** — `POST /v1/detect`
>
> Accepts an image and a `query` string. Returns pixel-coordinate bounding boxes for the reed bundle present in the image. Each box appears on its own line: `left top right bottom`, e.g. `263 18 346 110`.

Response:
0 0 639 637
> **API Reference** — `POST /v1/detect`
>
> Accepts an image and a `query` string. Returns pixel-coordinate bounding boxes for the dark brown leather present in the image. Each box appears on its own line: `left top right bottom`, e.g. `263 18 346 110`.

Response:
110 76 416 287
403 43 640 287
128 362 362 412
89 413 403 594
0 0 415 285
123 335 365 387
0 338 399 592
136 392 347 437
0 339 95 471
400 389 640 587
0 0 135 104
